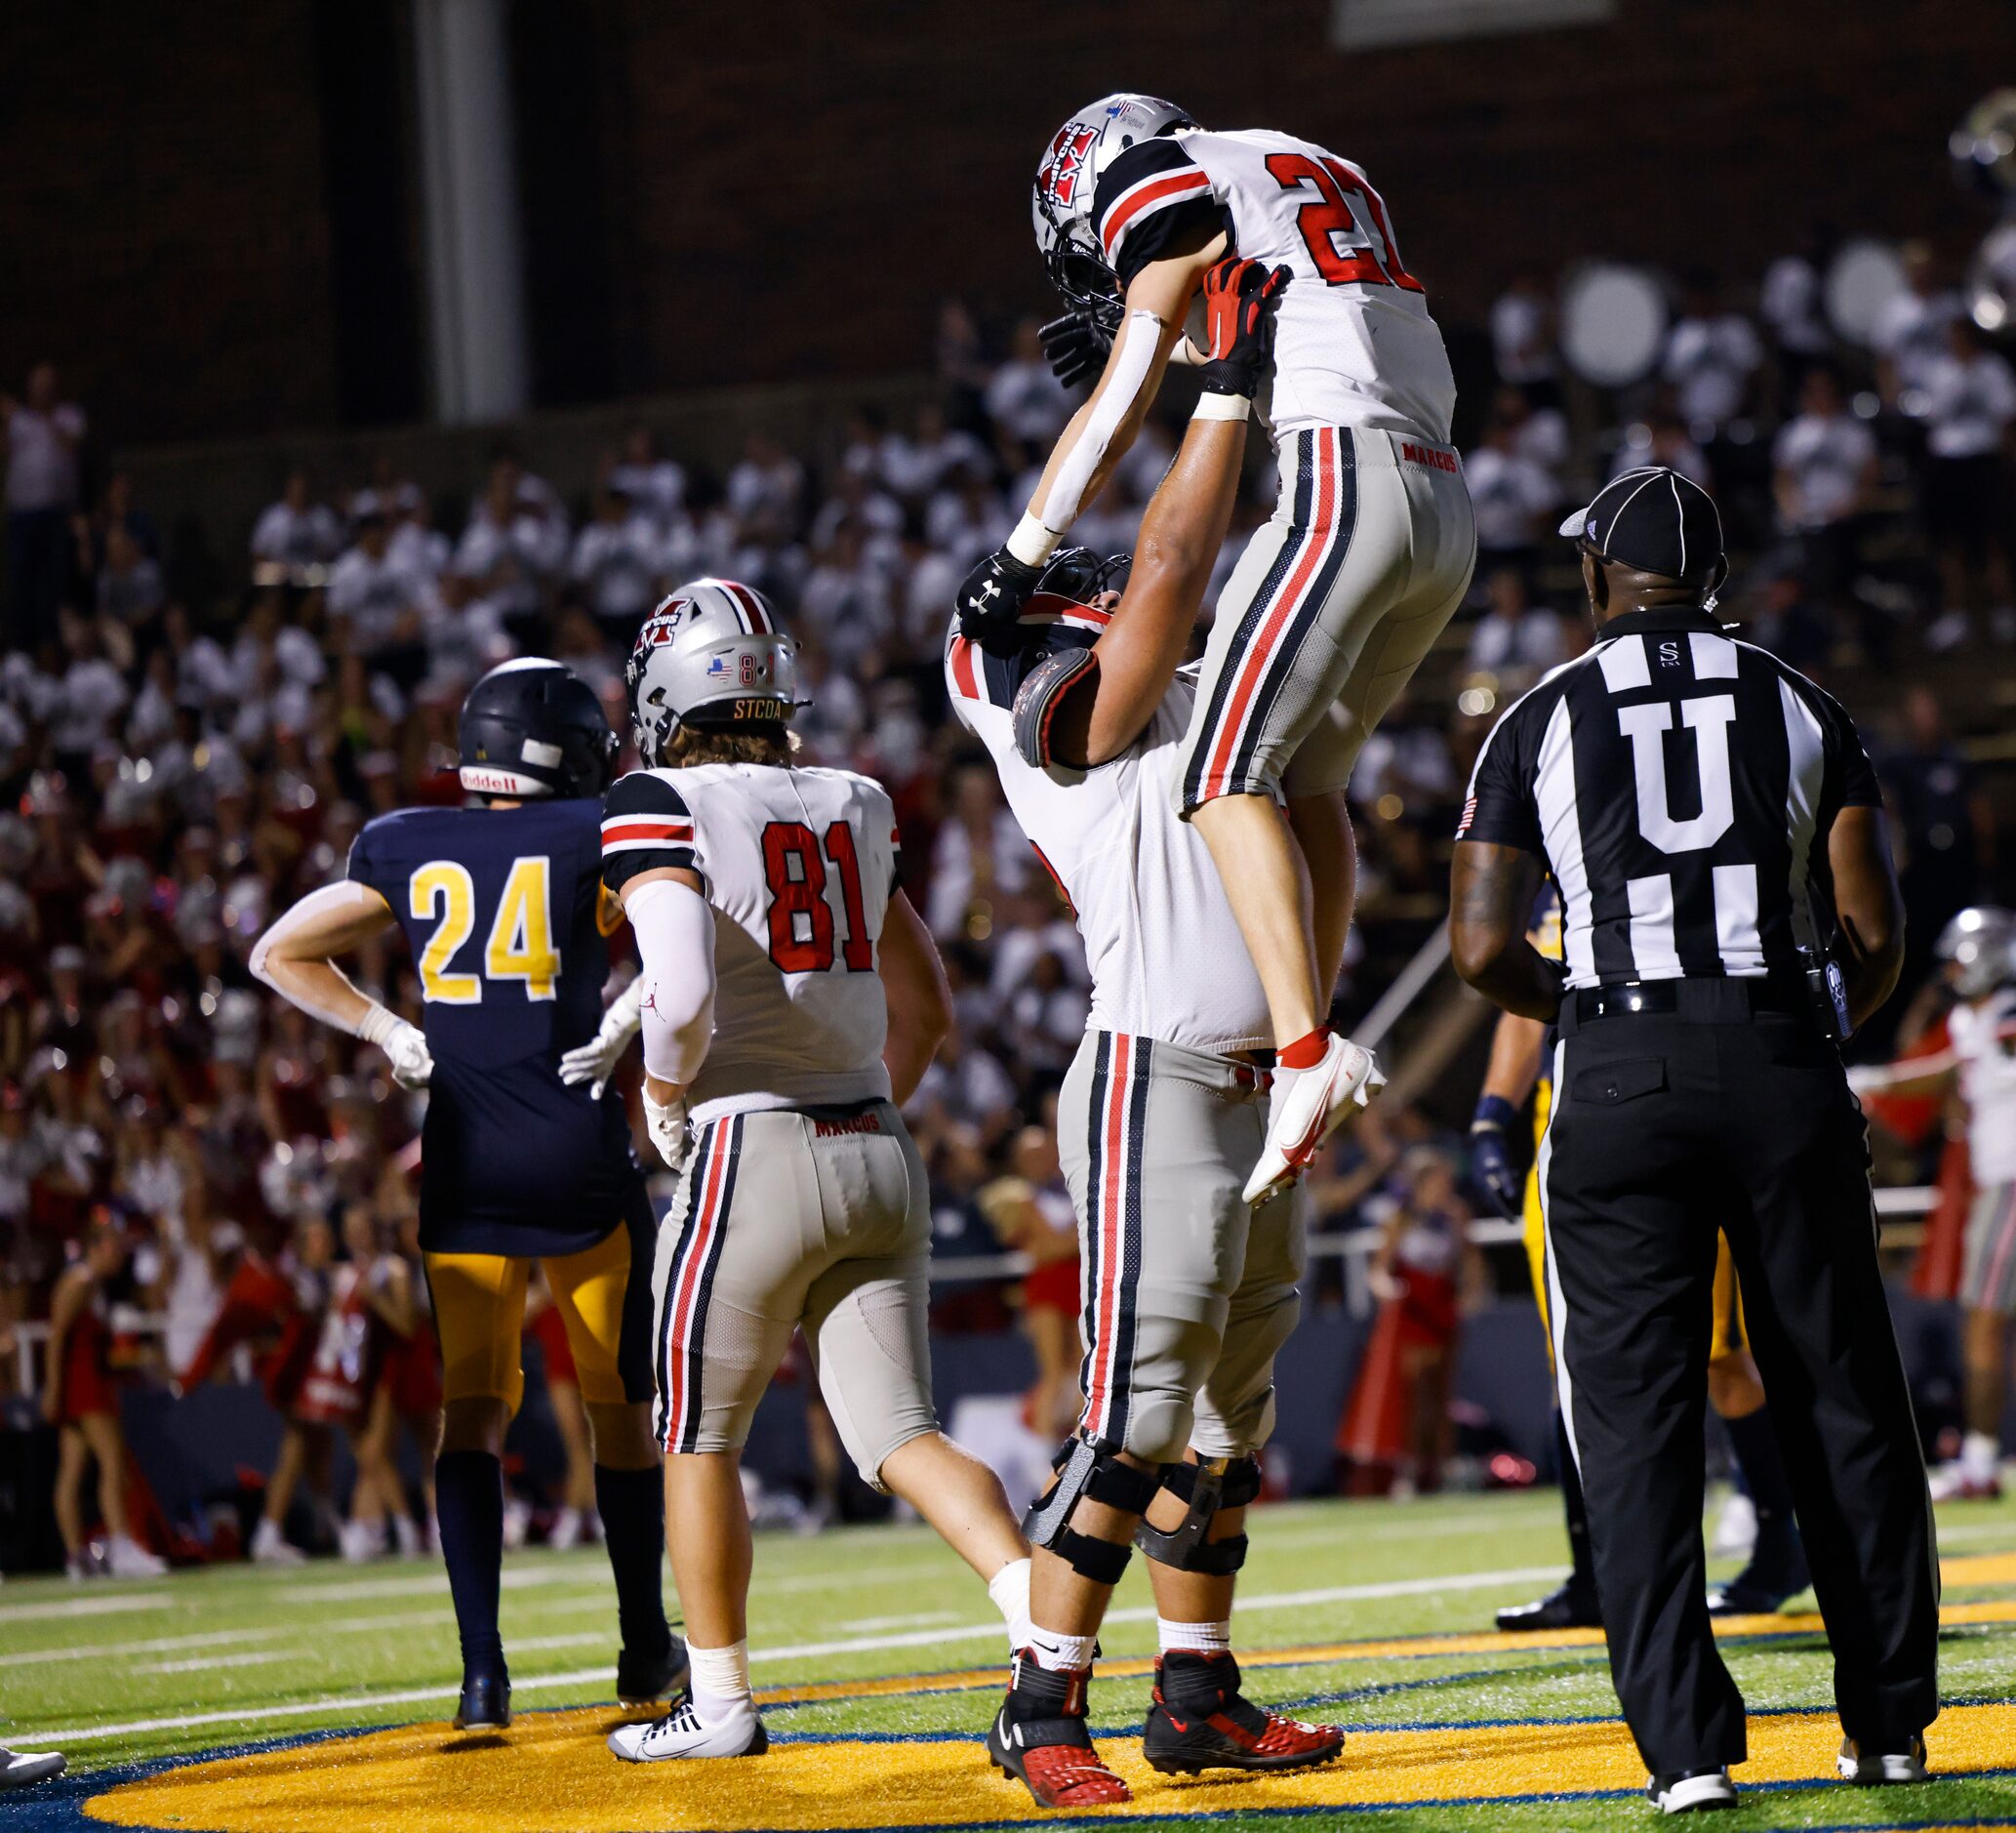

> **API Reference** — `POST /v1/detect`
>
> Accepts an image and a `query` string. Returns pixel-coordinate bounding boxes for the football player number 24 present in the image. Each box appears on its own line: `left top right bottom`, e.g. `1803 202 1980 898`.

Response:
762 821 872 974
1266 153 1422 293
410 856 559 1002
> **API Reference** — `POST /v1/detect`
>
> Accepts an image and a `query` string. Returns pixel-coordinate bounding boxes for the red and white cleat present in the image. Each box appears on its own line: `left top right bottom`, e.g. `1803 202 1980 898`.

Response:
1143 1652 1346 1775
988 1656 1132 1808
1243 1035 1384 1204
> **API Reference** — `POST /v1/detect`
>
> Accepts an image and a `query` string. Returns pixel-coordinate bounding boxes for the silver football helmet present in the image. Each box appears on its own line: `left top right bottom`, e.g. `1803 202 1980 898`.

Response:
1032 94 1197 332
625 578 797 768
1936 905 2016 998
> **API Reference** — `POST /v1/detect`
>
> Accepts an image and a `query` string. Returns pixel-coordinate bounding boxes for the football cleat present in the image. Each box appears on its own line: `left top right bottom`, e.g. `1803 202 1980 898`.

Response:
104 1534 168 1578
1244 1035 1384 1204
1706 1527 1810 1616
453 1666 511 1731
607 1698 768 1762
617 1635 690 1708
1647 1767 1738 1813
0 1747 67 1791
249 1518 304 1567
988 1657 1131 1808
1142 1651 1345 1776
1927 1462 2001 1502
1496 1575 1602 1633
1836 1733 1928 1784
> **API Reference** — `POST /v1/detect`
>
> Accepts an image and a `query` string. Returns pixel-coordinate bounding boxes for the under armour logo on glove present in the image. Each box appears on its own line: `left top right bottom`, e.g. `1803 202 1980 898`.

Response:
956 548 1044 654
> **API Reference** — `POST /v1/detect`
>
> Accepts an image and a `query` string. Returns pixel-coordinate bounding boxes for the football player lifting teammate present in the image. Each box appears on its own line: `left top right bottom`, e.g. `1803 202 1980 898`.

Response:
597 581 1036 1763
254 660 681 1731
951 257 1345 1807
957 95 1474 1202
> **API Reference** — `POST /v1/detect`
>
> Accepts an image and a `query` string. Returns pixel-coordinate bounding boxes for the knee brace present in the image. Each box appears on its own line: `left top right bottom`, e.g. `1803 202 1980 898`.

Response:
1133 1453 1263 1574
1024 1435 1161 1585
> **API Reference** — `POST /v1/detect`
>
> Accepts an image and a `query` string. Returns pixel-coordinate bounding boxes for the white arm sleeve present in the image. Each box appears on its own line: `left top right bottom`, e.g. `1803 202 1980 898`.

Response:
249 880 396 1036
626 878 717 1086
1037 307 1164 533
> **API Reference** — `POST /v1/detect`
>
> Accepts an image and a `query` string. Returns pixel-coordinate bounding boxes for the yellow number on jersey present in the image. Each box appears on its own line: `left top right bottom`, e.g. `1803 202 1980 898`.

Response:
485 856 559 1000
410 862 482 1004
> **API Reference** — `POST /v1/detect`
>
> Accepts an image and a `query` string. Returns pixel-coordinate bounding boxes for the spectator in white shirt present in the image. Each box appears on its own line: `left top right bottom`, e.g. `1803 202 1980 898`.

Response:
385 483 450 587
1465 567 1566 684
4 363 86 650
51 610 130 765
329 495 436 672
1662 275 1762 433
1773 364 1877 603
1465 417 1556 571
250 472 342 584
608 426 687 528
1490 270 1557 392
1610 409 1713 491
1915 317 2016 644
570 478 665 640
724 431 804 548
986 318 1073 455
1873 243 1964 408
454 458 568 625
95 525 167 641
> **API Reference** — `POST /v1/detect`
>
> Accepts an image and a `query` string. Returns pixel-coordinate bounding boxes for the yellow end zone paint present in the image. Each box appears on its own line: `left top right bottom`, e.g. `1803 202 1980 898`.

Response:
85 1703 2016 1832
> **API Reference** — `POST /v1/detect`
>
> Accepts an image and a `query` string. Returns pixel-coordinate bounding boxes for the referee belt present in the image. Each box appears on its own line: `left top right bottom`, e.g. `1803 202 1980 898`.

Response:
1566 976 1813 1028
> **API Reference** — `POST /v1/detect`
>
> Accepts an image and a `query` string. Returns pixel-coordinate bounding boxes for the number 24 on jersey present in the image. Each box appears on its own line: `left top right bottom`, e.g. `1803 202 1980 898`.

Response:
410 855 559 1002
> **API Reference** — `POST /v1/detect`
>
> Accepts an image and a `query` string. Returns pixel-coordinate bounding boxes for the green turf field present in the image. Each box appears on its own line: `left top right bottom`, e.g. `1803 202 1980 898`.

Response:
5 1486 2016 1830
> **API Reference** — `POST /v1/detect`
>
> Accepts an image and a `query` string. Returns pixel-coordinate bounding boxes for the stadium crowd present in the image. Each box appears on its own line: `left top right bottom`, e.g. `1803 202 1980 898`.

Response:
0 232 2010 1569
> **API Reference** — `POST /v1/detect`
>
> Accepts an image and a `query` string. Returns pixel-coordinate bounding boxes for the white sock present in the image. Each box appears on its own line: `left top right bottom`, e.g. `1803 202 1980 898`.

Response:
1158 1617 1231 1655
686 1641 752 1721
988 1557 1033 1651
1962 1430 2000 1480
1026 1626 1097 1674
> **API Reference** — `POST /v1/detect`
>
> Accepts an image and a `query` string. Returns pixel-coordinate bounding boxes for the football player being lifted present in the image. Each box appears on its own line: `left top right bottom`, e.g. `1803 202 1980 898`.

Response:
950 259 1345 1807
254 660 681 1731
957 95 1474 1201
598 581 1035 1763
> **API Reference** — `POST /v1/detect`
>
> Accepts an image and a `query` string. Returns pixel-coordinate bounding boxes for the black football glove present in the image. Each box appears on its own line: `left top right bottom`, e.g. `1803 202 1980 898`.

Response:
1467 1094 1523 1221
1195 257 1290 401
956 547 1044 653
1038 310 1111 390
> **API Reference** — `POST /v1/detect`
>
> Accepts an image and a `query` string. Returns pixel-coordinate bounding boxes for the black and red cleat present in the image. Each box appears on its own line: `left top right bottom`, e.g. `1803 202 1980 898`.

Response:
1143 1651 1345 1776
988 1654 1132 1808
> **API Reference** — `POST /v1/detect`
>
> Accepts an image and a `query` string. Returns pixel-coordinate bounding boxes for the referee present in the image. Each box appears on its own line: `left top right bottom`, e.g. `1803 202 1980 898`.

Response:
1450 468 1939 1813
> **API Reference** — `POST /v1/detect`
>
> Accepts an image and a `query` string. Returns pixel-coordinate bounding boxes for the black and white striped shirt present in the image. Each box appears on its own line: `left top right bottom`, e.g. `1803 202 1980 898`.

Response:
1457 607 1881 989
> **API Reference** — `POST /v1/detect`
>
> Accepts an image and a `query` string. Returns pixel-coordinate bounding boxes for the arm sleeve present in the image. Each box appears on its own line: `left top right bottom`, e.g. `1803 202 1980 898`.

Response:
626 878 716 1086
1091 139 1226 290
600 770 705 894
1456 701 1547 853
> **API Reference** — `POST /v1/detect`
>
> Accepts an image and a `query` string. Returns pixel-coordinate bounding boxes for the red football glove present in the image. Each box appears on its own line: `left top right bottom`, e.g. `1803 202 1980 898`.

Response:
1196 258 1290 400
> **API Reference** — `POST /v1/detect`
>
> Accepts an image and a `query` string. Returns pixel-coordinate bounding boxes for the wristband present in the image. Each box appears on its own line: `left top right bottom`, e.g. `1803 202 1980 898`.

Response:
1192 392 1251 422
1472 1093 1519 1133
1007 512 1062 569
355 1000 402 1048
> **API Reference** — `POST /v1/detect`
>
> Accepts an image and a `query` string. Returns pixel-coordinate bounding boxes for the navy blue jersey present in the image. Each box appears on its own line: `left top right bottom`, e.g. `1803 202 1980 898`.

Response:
348 798 643 1257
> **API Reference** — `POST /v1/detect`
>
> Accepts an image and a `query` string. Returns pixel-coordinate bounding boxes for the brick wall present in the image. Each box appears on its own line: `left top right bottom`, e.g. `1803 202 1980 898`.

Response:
596 0 2008 390
0 2 338 447
1 0 2003 446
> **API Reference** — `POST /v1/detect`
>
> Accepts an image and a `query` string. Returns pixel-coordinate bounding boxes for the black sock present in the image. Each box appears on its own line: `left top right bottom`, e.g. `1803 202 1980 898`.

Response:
435 1450 504 1674
595 1463 669 1658
1555 1408 1595 1589
1724 1405 1795 1532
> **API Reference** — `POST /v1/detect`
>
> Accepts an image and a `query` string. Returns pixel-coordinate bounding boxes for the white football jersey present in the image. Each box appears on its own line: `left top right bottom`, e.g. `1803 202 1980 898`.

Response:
601 762 899 1123
1951 989 2016 1184
947 625 1270 1056
1092 127 1457 444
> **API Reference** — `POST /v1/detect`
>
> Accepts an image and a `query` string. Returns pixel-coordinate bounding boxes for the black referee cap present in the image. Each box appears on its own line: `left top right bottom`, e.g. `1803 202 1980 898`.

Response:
1558 468 1723 581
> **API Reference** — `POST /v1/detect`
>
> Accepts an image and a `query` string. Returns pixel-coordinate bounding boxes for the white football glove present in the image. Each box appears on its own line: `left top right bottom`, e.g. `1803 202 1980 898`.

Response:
357 1001 433 1091
643 1084 691 1174
1844 1064 1886 1099
558 977 645 1099
380 1018 434 1092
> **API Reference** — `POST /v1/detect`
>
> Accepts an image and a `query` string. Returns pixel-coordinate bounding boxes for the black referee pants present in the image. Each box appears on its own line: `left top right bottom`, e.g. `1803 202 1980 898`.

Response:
1541 985 1939 1774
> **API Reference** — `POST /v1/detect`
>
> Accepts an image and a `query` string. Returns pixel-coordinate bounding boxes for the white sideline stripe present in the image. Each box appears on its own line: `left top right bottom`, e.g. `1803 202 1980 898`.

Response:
135 1650 295 1677
37 1563 1567 1744
0 1592 176 1624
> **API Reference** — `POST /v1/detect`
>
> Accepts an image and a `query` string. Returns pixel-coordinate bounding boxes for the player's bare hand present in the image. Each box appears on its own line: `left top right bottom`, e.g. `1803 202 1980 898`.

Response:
1038 309 1111 390
956 548 1044 654
1196 258 1290 401
642 1080 691 1173
380 1019 434 1092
